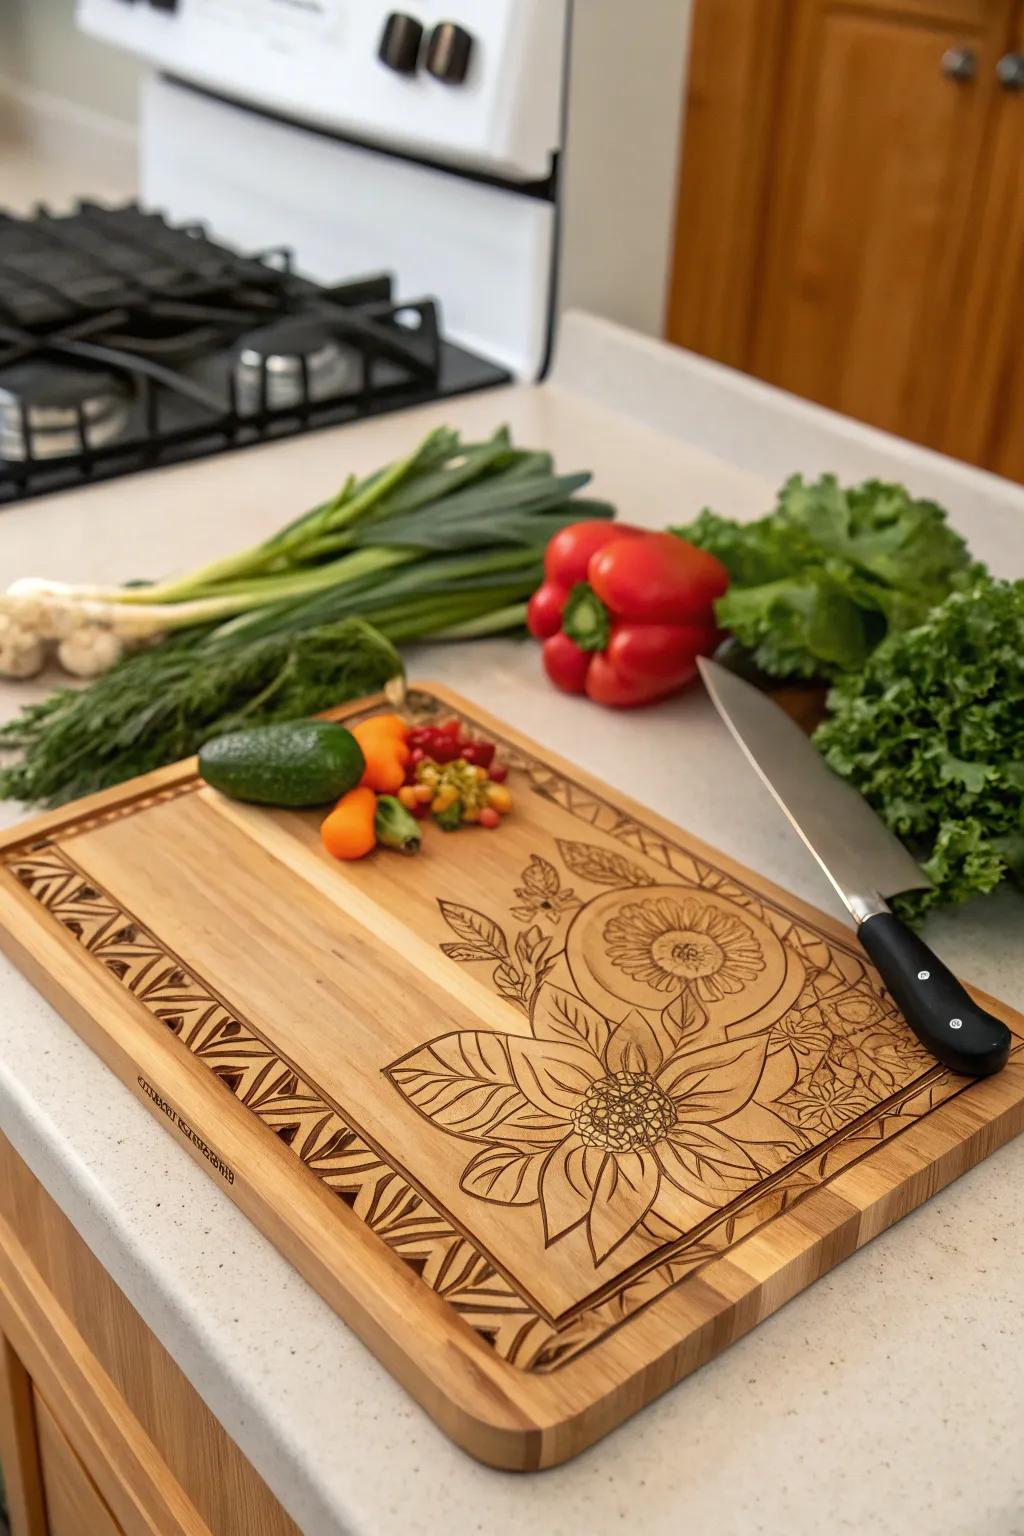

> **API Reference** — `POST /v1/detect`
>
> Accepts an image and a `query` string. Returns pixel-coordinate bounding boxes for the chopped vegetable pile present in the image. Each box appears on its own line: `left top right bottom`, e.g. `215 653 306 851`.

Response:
675 474 981 679
399 718 512 831
197 708 512 859
815 578 1024 919
315 713 512 857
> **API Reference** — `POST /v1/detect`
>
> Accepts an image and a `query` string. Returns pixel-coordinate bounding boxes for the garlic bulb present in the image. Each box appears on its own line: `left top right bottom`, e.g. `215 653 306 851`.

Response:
57 625 125 678
0 614 46 679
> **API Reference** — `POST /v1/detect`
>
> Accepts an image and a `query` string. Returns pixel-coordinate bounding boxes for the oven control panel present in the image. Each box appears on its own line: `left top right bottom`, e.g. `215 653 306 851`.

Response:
77 0 567 181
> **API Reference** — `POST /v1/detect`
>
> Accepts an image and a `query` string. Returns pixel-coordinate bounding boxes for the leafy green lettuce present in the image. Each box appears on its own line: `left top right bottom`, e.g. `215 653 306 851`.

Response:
814 580 1024 918
675 474 982 679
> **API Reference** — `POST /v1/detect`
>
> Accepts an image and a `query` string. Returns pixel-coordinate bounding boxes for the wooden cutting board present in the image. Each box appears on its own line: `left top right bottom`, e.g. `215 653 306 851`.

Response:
1 684 1022 1471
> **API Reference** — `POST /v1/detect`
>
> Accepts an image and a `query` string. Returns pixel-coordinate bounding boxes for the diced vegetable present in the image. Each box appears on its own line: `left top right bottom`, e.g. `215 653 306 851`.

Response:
400 722 512 832
353 717 410 793
374 795 422 855
321 786 378 860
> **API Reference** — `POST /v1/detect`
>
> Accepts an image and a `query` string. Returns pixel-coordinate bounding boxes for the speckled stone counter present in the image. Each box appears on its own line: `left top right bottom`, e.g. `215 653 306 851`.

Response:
2 121 1024 1536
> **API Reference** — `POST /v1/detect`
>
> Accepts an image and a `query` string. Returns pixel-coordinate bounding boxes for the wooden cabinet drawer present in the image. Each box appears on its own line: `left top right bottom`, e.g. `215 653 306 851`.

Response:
33 1388 123 1536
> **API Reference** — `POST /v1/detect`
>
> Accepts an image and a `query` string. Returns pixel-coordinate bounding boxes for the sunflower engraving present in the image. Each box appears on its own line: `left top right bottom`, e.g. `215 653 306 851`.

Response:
387 992 779 1266
603 897 765 1003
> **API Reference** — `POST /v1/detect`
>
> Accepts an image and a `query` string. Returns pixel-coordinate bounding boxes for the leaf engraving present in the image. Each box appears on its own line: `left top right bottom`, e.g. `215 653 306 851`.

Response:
494 962 528 1006
389 1033 519 1137
661 991 709 1051
438 900 509 957
659 1124 760 1201
440 943 496 963
532 984 610 1058
521 855 561 898
556 839 649 888
389 1033 565 1150
460 1146 542 1205
515 924 551 975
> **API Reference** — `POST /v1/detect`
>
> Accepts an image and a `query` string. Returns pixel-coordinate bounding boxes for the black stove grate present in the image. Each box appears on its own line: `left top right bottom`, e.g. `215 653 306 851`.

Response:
0 202 510 506
0 203 291 330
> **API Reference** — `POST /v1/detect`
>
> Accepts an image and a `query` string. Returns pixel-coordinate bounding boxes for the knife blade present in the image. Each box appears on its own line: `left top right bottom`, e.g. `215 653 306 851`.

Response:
698 657 1010 1078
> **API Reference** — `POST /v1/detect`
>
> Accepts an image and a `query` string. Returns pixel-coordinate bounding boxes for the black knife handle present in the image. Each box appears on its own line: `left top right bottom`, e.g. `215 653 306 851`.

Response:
859 912 1011 1077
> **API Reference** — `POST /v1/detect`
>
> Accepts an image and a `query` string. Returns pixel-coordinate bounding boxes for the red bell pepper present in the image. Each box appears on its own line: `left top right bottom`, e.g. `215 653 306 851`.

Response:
527 525 728 708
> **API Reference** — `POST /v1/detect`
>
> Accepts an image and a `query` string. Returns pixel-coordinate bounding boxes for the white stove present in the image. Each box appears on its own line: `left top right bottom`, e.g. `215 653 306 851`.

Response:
76 0 693 378
80 0 567 179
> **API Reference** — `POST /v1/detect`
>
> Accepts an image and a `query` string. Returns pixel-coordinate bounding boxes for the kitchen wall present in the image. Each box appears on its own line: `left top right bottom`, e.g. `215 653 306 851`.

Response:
561 0 692 339
0 0 142 124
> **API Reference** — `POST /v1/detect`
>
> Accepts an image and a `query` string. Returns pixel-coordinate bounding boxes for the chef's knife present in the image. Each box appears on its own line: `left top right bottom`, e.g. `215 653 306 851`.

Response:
698 658 1011 1077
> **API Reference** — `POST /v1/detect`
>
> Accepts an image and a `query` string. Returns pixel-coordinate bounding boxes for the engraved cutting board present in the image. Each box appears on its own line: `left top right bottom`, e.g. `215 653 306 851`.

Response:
0 684 1021 1470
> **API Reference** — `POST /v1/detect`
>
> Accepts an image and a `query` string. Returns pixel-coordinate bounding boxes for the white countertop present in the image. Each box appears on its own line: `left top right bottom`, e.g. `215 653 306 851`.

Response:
2 125 1024 1536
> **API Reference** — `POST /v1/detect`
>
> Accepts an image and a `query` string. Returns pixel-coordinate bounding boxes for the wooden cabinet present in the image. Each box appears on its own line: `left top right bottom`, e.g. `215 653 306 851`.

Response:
0 1133 300 1536
0 1335 47 1536
936 6 1024 478
33 1391 122 1536
668 0 1024 477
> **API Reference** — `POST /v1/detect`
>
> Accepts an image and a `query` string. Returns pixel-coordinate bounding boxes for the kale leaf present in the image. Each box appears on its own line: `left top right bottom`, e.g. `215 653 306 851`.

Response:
814 579 1024 918
676 474 982 679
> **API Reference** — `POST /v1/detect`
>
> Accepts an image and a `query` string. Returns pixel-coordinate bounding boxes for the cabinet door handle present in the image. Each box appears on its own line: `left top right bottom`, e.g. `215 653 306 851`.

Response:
941 45 977 80
997 52 1024 90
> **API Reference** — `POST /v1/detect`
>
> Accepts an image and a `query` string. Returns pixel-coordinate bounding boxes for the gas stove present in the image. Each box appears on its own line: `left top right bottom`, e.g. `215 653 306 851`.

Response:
0 201 510 505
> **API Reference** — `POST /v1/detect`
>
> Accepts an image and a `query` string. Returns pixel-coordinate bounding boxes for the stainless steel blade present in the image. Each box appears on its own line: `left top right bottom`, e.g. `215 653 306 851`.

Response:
698 658 931 921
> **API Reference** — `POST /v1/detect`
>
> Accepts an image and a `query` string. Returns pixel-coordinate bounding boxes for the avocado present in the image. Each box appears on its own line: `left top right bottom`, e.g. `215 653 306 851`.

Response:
198 721 365 807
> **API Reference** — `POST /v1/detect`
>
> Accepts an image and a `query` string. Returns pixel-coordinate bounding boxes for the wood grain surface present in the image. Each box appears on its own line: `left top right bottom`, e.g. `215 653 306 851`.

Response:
0 1135 299 1536
33 1389 123 1536
0 685 1020 1470
0 1334 47 1536
669 0 1021 472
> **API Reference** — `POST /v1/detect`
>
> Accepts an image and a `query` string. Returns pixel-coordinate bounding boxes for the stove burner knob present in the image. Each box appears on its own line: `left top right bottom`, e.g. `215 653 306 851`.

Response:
425 22 474 84
423 22 472 84
379 13 424 75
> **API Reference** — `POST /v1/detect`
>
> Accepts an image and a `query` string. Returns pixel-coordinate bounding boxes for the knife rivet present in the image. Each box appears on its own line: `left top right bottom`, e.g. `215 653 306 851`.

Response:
918 970 930 981
949 1017 963 1030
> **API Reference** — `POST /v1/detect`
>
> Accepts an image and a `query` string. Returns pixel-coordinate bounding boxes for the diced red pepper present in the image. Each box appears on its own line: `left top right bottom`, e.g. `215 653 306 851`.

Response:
462 740 496 768
427 734 461 763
